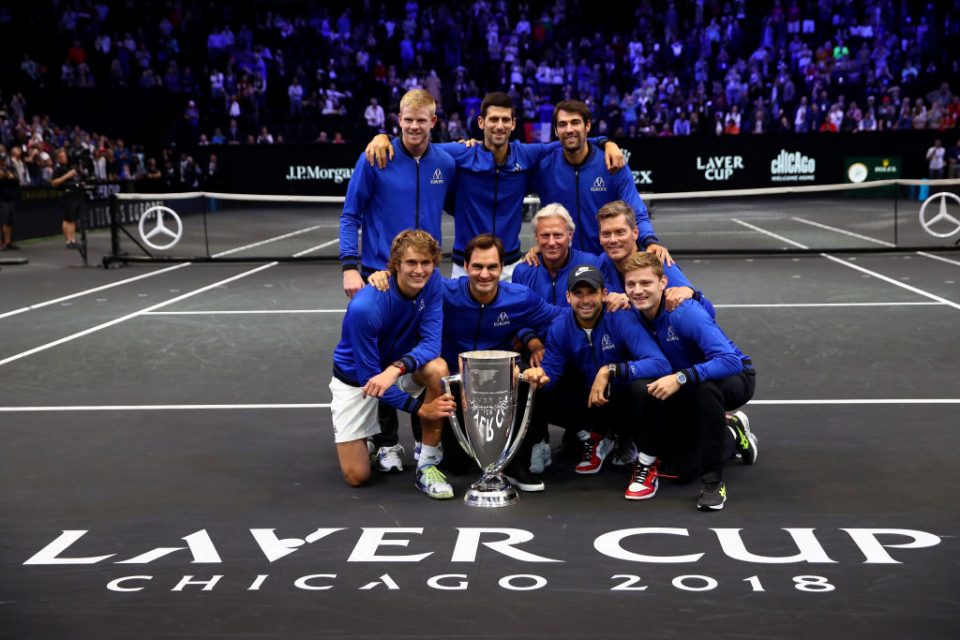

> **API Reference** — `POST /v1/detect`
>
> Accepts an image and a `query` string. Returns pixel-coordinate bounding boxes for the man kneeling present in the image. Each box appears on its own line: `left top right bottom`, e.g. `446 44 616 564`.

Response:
329 230 457 498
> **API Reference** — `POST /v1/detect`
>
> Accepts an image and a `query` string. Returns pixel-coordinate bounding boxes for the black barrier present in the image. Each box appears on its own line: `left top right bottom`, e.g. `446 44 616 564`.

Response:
207 130 952 196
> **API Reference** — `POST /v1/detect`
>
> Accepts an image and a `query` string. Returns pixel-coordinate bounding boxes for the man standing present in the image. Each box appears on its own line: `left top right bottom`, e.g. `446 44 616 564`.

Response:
0 153 20 251
341 89 455 296
622 252 757 511
534 100 669 261
370 233 558 491
340 89 456 471
49 148 84 249
927 139 946 179
330 230 457 498
522 265 671 483
366 92 624 279
364 97 386 136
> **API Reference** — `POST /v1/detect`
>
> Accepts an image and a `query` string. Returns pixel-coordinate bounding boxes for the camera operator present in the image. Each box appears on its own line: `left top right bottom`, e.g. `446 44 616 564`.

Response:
49 147 87 249
0 152 20 251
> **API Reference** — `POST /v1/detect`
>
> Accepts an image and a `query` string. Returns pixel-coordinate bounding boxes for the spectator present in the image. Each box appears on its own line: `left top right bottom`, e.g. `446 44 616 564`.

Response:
926 139 946 178
364 98 385 136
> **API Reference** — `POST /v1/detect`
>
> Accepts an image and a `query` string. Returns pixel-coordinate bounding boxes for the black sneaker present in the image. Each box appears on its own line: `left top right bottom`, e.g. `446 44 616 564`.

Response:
504 462 545 492
727 411 758 465
697 481 727 511
5 243 20 250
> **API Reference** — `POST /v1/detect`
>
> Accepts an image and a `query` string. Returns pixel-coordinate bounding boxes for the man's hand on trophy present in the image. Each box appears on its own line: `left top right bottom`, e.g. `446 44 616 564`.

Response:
419 393 457 420
520 367 550 389
526 338 545 367
367 270 390 291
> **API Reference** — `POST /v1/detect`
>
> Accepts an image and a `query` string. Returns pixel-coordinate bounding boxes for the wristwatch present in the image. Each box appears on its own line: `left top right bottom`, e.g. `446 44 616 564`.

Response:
391 360 407 375
607 363 617 379
676 371 688 385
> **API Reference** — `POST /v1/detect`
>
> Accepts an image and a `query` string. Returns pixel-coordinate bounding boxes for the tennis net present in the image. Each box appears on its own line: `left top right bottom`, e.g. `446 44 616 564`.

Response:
105 179 960 265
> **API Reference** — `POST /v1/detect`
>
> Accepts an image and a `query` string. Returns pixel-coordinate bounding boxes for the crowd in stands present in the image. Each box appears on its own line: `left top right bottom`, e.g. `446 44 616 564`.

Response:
4 0 960 152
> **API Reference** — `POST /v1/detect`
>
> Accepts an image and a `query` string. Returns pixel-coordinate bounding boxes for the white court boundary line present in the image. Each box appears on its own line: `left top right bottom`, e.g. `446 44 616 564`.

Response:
0 262 279 367
918 251 960 267
0 262 193 320
733 218 960 311
145 309 346 315
791 216 895 247
2 399 959 412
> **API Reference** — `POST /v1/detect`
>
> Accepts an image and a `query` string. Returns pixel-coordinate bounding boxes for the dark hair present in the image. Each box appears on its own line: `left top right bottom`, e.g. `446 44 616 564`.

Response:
480 92 515 119
553 100 592 130
464 233 505 266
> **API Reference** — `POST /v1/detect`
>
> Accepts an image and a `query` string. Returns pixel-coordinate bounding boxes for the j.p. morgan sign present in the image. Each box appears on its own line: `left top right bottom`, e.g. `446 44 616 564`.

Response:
24 526 942 594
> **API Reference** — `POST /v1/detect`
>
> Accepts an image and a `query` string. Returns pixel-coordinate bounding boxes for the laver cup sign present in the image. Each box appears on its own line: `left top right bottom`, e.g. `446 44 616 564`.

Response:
442 350 535 507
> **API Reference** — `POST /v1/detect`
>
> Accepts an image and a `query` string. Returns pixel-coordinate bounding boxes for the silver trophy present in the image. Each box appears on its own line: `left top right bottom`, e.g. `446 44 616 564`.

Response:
441 350 536 507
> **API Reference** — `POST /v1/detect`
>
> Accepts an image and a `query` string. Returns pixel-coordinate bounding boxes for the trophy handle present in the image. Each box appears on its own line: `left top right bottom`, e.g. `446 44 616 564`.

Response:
497 380 536 470
441 374 476 461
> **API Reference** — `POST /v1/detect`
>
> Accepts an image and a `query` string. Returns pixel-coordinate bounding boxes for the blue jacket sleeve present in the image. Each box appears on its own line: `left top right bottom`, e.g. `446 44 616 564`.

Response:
674 303 743 383
339 153 373 269
400 271 443 374
616 169 658 247
345 295 420 413
516 290 562 345
435 141 474 163
664 263 716 319
613 313 671 381
538 318 569 391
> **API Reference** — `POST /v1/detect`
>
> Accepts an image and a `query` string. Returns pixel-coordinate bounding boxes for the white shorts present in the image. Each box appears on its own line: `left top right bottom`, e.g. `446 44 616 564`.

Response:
450 259 520 280
328 375 424 444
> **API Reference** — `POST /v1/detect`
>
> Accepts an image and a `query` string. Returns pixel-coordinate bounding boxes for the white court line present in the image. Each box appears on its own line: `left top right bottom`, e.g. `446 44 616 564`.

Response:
0 262 192 320
0 262 279 367
212 225 326 257
791 216 895 247
917 251 960 267
734 218 960 311
715 302 942 308
731 218 809 249
818 253 960 311
0 404 330 412
145 309 346 315
293 237 339 257
2 399 959 412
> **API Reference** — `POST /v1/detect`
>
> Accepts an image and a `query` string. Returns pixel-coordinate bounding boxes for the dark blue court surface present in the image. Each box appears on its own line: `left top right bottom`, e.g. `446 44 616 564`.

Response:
1 230 958 639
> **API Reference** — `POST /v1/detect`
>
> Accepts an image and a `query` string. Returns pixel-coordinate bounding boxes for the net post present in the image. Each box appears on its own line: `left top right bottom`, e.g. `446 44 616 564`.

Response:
893 181 899 248
109 194 121 263
202 193 211 258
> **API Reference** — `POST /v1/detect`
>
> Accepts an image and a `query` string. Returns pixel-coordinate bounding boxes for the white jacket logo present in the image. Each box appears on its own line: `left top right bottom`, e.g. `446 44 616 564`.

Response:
494 311 510 327
601 334 615 351
591 176 607 192
431 168 444 185
665 325 679 342
418 299 425 312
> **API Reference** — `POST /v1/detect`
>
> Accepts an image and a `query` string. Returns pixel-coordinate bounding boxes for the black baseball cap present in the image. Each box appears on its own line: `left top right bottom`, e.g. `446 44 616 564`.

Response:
567 264 604 291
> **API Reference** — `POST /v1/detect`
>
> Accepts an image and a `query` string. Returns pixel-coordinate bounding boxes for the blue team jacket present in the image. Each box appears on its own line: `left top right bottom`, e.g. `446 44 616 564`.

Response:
511 248 604 307
598 252 716 318
534 143 657 254
637 299 752 384
437 140 556 267
440 277 557 371
331 270 443 413
340 139 455 275
540 307 671 392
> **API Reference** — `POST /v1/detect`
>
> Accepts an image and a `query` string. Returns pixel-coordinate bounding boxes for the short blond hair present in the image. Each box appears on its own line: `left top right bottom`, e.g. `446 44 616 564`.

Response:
399 89 437 116
621 251 663 279
533 203 576 235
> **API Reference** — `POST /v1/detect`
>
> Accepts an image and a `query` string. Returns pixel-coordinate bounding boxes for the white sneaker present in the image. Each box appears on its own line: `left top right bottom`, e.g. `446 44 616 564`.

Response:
611 438 638 466
529 440 552 474
575 432 615 475
376 444 405 472
415 464 454 499
366 440 376 464
414 440 443 464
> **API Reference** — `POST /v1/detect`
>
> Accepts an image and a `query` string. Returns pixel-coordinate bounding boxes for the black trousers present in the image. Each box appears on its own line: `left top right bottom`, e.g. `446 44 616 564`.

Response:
659 369 756 484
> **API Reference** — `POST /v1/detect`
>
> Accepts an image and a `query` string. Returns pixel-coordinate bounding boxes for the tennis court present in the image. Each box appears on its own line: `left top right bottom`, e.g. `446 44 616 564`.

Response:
1 197 958 639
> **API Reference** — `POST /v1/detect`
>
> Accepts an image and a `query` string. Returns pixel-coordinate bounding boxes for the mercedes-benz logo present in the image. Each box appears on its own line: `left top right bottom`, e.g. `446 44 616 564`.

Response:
138 205 184 250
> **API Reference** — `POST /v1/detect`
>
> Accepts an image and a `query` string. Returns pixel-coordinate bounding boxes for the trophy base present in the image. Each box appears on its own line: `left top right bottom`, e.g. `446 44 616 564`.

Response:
464 475 519 508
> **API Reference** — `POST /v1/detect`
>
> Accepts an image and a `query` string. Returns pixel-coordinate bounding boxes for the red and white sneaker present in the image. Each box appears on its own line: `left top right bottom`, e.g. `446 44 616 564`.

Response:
575 431 614 475
625 458 660 500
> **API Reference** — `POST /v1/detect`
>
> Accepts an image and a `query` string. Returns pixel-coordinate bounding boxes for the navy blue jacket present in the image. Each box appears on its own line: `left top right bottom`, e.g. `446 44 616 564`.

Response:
534 143 657 254
340 139 455 275
511 248 604 307
540 308 671 392
638 300 752 384
441 277 557 372
331 270 443 413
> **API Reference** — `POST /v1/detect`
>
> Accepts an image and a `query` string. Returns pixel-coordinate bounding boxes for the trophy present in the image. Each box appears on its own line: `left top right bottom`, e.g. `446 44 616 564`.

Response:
441 350 536 507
